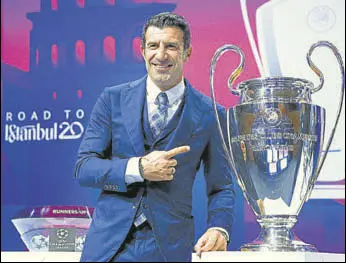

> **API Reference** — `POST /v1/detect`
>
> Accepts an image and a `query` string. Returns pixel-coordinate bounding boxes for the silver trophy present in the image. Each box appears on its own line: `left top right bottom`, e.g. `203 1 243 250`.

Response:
210 41 344 252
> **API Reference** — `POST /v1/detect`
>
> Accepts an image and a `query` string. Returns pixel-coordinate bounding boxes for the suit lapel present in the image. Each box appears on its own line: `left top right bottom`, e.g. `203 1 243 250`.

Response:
165 80 205 150
120 76 146 156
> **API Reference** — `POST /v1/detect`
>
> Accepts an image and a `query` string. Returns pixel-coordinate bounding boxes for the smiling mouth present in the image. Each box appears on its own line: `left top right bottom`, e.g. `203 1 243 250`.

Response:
152 63 173 70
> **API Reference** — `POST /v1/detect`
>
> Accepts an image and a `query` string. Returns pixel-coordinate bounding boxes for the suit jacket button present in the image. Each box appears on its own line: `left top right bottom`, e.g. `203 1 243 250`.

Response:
143 203 148 209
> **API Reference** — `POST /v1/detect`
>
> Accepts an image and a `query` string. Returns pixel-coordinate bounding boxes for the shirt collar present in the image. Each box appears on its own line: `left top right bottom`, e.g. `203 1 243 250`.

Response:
146 75 185 105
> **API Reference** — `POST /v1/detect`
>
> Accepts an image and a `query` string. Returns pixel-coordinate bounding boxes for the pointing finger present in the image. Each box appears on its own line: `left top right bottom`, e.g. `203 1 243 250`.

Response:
165 146 190 159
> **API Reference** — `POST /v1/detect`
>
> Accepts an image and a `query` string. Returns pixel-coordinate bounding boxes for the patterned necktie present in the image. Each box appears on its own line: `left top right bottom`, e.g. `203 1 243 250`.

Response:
151 92 169 138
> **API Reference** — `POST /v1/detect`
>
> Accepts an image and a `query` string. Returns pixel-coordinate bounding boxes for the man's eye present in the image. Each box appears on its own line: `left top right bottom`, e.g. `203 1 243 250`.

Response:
167 45 178 50
147 44 157 49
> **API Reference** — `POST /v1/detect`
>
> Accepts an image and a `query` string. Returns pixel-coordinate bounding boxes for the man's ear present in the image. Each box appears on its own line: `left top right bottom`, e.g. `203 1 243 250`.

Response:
183 47 192 61
141 45 145 59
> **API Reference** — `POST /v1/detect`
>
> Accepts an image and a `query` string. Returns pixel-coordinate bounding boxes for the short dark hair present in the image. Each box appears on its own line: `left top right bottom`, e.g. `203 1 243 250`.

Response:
141 12 191 51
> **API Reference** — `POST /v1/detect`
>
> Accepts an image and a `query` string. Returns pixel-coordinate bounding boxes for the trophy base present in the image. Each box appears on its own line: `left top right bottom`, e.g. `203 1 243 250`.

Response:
241 215 318 252
240 240 318 252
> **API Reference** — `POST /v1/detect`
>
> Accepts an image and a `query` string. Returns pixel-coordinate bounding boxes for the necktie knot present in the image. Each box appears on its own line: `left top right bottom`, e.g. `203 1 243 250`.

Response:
155 92 168 111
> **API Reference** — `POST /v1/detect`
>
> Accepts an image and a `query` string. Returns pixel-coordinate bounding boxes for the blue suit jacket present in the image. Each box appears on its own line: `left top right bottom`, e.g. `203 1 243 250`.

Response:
74 76 235 262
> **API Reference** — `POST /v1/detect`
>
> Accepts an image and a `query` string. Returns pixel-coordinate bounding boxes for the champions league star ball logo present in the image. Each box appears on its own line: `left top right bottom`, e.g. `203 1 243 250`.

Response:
48 228 76 251
262 108 282 127
56 229 69 240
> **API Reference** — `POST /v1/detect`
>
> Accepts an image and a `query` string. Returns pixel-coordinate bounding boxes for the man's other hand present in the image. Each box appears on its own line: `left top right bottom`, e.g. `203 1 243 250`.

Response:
194 229 227 257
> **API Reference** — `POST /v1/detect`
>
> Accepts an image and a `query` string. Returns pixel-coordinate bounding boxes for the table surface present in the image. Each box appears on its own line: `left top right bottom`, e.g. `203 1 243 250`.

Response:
1 251 345 262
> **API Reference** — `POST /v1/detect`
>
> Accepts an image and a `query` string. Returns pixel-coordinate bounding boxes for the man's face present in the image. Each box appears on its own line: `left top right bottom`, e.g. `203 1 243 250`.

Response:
141 26 191 91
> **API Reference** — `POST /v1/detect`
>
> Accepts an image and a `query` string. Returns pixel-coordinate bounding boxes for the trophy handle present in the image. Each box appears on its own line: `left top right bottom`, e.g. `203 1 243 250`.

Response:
210 44 246 190
211 44 245 96
306 41 345 198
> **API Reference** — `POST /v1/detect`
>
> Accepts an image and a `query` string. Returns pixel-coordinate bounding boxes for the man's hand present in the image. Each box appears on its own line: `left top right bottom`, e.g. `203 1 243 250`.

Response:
140 145 190 181
194 229 227 257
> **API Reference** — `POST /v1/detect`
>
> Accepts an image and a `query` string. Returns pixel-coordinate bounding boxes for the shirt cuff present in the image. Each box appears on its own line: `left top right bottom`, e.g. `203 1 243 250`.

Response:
208 227 230 243
124 157 144 185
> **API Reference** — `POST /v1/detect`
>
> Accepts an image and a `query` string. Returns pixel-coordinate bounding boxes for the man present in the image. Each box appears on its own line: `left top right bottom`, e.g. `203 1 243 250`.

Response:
74 12 235 262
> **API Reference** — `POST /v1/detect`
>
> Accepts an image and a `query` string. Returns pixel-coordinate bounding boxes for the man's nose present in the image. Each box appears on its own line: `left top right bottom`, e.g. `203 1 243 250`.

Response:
155 45 167 60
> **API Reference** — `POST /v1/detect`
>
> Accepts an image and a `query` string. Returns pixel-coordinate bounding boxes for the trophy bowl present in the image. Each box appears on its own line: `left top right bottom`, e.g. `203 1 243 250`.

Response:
210 41 344 251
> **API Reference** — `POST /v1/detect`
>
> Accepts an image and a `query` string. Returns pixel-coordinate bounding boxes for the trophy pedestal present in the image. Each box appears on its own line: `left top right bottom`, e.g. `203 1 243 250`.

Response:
240 215 317 252
241 239 317 252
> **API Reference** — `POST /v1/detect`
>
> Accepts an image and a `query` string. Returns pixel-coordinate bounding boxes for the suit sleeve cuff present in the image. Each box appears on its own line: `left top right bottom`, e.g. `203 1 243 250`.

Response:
124 157 144 185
